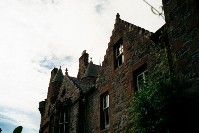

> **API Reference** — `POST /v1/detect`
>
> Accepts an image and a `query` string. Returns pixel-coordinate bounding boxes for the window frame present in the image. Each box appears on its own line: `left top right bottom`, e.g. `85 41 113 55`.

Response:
136 69 148 90
100 92 110 129
58 109 69 133
114 39 124 68
133 63 148 92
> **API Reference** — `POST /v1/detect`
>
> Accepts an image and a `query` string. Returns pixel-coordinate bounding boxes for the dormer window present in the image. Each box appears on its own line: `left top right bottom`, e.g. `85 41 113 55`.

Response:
114 39 124 68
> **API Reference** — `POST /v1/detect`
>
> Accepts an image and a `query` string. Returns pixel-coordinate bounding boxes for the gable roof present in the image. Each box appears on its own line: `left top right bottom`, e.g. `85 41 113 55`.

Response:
68 76 96 94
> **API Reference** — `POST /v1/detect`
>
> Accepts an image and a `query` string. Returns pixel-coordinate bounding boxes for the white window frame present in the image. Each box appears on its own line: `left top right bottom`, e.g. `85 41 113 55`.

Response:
103 94 109 128
137 70 148 90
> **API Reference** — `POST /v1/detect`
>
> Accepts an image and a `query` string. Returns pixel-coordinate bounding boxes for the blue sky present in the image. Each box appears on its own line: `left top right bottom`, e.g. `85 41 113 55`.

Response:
0 0 164 132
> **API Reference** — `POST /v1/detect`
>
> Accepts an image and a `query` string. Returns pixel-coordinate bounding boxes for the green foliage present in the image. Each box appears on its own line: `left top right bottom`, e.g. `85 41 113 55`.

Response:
13 126 23 133
126 46 185 132
126 74 183 133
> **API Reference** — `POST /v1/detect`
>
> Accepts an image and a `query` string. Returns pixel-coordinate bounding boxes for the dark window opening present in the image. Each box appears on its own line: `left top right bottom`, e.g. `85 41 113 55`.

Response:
58 109 69 133
133 63 148 92
100 92 109 129
114 39 124 68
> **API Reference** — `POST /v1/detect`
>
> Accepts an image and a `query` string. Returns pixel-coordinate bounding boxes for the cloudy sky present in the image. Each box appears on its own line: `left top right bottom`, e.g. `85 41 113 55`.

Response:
0 0 164 132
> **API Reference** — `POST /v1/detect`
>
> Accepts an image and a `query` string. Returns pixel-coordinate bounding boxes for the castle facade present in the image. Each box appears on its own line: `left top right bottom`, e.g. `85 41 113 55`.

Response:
39 0 199 132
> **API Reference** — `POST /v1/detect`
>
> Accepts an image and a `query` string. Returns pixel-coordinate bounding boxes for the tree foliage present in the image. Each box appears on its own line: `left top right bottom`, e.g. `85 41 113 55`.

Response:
126 74 180 133
13 126 23 133
125 45 199 132
126 46 189 132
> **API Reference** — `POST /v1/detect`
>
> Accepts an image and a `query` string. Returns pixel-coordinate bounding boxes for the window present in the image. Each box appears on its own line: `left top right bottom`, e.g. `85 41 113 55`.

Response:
114 39 124 68
133 63 148 91
58 109 69 133
137 69 148 90
100 93 110 129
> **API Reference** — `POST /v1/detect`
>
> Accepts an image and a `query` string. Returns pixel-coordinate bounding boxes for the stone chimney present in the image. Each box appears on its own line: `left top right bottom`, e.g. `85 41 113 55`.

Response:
77 50 89 80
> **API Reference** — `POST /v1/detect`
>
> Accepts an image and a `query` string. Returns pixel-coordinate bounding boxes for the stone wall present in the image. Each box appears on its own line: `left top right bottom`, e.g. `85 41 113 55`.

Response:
163 0 199 83
162 0 199 132
39 2 199 132
85 89 100 132
87 14 165 133
58 76 81 133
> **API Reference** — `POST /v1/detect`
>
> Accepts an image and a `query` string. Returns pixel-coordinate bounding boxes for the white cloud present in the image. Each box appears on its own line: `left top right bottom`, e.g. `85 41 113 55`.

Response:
0 111 35 129
0 0 165 132
0 107 40 132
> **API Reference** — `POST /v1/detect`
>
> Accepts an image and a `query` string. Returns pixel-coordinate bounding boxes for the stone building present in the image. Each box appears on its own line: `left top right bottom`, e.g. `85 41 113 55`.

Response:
39 0 199 132
161 0 199 132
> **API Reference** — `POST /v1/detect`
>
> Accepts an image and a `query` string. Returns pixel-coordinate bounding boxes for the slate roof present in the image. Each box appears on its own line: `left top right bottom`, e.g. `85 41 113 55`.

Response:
84 61 100 78
68 76 96 94
52 67 64 82
68 76 81 89
67 62 100 94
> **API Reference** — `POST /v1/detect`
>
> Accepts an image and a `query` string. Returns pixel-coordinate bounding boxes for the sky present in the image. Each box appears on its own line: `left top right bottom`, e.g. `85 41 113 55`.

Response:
0 0 165 132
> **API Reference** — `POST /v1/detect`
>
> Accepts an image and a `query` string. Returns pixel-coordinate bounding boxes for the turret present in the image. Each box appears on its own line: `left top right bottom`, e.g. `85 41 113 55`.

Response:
52 66 64 83
49 68 58 84
47 68 58 98
48 67 64 103
81 59 100 85
77 50 89 80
